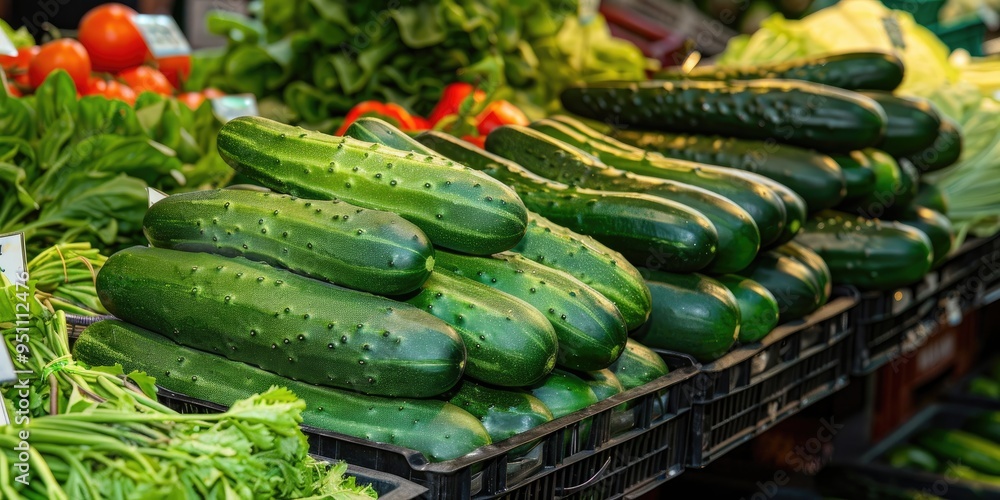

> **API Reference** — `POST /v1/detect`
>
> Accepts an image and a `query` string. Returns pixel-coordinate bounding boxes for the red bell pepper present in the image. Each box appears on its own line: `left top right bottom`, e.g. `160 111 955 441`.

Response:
428 82 486 125
475 100 529 136
336 100 424 136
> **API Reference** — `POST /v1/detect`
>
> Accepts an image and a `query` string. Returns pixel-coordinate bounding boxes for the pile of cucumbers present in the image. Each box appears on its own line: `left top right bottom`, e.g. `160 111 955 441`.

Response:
886 411 1000 487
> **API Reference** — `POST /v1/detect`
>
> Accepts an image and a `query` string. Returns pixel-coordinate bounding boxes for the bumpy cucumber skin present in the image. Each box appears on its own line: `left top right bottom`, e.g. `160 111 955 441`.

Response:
513 213 652 331
736 251 824 321
891 206 955 269
418 130 719 273
560 79 887 152
217 116 527 255
655 51 905 91
434 250 628 372
486 126 758 274
532 118 788 246
633 271 741 362
906 117 963 173
144 189 434 295
402 271 558 387
73 320 491 462
861 92 942 157
715 275 779 343
97 246 466 398
343 117 435 154
575 368 625 401
606 338 670 390
610 129 846 211
831 152 877 199
773 241 833 305
446 379 553 451
795 210 933 290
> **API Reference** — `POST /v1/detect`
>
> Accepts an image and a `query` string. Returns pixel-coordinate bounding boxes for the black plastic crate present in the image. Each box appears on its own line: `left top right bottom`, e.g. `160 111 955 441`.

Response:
679 288 858 468
852 233 1000 375
150 353 698 500
823 404 1000 500
346 464 429 500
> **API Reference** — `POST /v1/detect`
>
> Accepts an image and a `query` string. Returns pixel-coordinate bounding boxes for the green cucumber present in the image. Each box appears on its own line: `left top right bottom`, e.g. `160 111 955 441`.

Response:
944 464 1000 486
532 117 788 246
402 271 558 387
765 177 808 246
715 275 779 343
445 379 553 454
917 429 1000 476
528 369 600 418
513 213 651 331
418 130 719 273
575 369 625 401
655 51 905 91
773 241 833 305
216 116 527 255
969 378 1000 399
97 246 466 398
633 271 740 362
964 412 1000 443
434 250 627 371
894 158 920 213
607 338 670 390
889 206 955 269
914 182 949 215
486 125 759 273
906 117 963 174
343 117 432 154
736 251 825 321
886 445 939 473
831 152 877 199
560 79 887 152
144 189 434 295
73 320 491 462
860 92 942 157
838 149 905 217
794 210 933 290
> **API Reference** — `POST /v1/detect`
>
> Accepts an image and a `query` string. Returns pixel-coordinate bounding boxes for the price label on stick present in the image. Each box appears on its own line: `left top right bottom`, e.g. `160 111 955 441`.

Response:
0 29 16 57
212 94 259 123
147 187 169 208
133 14 191 58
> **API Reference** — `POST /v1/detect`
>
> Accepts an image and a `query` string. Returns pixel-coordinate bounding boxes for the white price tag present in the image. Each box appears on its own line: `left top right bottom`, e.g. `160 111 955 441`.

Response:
211 94 259 123
0 30 16 57
579 0 599 25
0 233 26 286
133 14 191 58
147 187 169 208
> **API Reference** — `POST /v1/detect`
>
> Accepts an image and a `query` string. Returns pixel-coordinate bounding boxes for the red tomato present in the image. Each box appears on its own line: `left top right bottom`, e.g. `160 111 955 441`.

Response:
118 66 173 96
475 100 529 136
201 87 225 99
29 39 92 91
0 46 39 87
177 92 205 109
86 77 137 104
461 135 486 148
6 83 20 97
428 83 486 125
156 55 191 89
78 4 148 73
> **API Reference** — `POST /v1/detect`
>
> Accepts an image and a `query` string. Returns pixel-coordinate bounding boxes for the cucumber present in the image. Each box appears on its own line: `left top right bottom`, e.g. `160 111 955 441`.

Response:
914 181 949 215
860 92 942 157
575 369 625 401
609 130 846 211
889 206 955 269
73 320 491 462
655 51 905 91
402 271 558 387
486 125 759 273
144 189 434 295
97 246 466 398
715 275 779 343
532 117 788 246
838 149 905 218
560 79 887 152
917 429 1000 476
445 379 553 454
970 377 1000 399
216 116 527 255
633 271 740 362
764 177 808 246
886 445 939 473
773 241 833 305
831 152 877 199
894 158 920 213
513 213 652 331
434 250 628 371
944 464 1000 486
528 370 600 418
906 117 963 174
418 130 719 273
736 251 825 321
343 117 433 154
964 412 1000 443
794 210 933 290
607 338 670 390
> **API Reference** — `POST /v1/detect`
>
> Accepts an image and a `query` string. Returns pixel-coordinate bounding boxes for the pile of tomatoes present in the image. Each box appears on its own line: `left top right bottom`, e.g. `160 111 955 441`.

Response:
0 3 215 107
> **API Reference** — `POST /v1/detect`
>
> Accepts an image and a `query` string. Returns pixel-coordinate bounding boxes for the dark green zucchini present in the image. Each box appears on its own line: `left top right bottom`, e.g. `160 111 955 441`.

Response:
893 158 920 214
735 251 825 321
715 274 780 343
606 338 670 390
860 91 942 157
905 116 963 173
654 51 905 91
560 79 887 152
632 270 740 362
831 152 877 199
837 149 905 218
888 206 955 269
772 241 832 305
